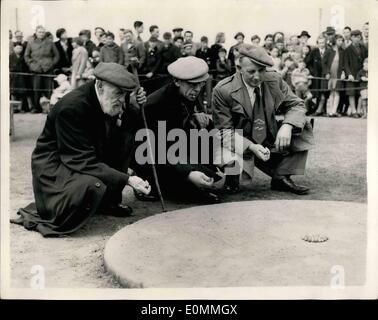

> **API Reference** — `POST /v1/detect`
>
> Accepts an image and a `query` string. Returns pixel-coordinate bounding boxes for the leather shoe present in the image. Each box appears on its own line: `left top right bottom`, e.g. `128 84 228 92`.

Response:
134 189 159 202
271 177 309 195
30 108 42 114
224 174 240 194
103 204 133 217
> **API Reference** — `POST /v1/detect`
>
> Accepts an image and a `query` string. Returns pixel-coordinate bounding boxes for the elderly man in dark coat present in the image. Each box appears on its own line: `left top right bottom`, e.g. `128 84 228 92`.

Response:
12 63 151 237
133 56 222 203
212 45 314 194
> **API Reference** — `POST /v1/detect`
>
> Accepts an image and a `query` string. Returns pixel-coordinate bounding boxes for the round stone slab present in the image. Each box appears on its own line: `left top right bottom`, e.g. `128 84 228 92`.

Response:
104 200 366 288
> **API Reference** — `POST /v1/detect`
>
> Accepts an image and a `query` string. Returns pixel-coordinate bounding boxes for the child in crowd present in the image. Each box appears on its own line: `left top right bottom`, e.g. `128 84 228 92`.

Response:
99 32 124 64
71 37 89 89
280 56 296 89
274 38 286 57
269 47 281 72
291 73 313 114
357 58 368 118
215 48 232 81
50 74 72 107
291 59 313 112
9 43 33 112
291 58 311 82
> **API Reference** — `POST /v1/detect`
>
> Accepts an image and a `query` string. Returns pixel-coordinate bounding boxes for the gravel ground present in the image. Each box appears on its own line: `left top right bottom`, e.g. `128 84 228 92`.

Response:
8 114 367 288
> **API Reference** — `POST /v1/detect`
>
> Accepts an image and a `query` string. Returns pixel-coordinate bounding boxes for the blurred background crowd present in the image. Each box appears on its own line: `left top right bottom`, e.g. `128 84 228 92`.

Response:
9 20 369 118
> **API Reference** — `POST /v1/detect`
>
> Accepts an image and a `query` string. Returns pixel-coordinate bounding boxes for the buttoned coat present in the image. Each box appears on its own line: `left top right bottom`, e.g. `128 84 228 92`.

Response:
15 81 138 236
212 71 314 164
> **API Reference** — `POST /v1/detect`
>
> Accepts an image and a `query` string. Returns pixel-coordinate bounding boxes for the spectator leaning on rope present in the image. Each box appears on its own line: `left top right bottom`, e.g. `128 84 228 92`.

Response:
24 25 59 113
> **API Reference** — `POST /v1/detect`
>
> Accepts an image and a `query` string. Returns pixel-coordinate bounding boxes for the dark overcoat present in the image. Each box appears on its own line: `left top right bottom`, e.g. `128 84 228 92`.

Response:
15 81 138 236
322 47 345 90
343 43 368 78
133 82 220 198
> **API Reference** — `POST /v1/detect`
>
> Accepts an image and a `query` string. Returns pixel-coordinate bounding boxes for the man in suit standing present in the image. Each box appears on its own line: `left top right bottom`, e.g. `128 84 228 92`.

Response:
344 30 368 117
306 36 329 115
12 63 151 237
212 46 314 194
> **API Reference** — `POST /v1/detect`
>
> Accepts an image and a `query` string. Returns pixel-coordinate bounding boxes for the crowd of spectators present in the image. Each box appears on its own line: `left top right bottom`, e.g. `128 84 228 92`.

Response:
9 21 369 117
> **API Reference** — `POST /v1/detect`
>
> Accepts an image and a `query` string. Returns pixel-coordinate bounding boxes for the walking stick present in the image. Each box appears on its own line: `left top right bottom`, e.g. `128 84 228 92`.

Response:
133 69 167 212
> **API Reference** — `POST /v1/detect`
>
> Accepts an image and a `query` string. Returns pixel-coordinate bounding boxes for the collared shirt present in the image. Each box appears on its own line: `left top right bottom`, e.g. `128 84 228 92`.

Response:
241 75 261 112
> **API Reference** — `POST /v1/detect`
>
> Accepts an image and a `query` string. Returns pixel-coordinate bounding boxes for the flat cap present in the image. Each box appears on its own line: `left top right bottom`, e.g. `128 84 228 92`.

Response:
238 45 274 67
94 62 137 91
351 29 362 36
172 27 183 32
168 56 209 83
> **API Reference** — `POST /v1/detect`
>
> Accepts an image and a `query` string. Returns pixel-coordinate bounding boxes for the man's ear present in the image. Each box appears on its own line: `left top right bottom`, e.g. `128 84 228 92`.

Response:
96 80 104 93
173 78 180 87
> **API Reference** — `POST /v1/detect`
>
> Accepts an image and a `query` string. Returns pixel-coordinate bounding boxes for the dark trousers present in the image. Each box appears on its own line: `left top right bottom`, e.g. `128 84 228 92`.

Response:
254 150 308 178
32 72 53 110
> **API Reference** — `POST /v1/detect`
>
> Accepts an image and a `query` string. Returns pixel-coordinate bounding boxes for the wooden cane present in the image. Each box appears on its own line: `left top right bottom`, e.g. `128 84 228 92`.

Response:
133 70 167 212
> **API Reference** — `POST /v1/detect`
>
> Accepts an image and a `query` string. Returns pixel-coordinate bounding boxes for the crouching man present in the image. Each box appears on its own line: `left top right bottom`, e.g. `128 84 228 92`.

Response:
212 45 315 194
133 56 222 204
12 62 151 237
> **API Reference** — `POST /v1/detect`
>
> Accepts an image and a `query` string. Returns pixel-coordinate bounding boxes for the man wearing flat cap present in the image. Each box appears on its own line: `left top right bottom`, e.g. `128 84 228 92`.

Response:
133 56 222 203
212 45 315 194
13 62 151 237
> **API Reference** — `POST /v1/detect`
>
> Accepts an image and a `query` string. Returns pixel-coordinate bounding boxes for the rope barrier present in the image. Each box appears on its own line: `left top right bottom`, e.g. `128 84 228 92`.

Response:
9 71 368 93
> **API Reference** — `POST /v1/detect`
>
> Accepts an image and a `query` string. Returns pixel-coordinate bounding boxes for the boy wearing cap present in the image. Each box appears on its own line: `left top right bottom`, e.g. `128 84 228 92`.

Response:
13 62 150 236
344 30 368 117
212 45 314 195
133 56 222 204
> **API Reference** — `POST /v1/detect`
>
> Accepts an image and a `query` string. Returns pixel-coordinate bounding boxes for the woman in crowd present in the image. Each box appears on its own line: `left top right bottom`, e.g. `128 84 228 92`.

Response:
209 32 226 71
24 25 59 113
322 34 345 117
70 37 88 89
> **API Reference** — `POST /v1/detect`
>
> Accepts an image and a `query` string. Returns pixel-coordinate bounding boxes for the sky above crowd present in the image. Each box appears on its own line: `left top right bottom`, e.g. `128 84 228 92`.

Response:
5 0 370 49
